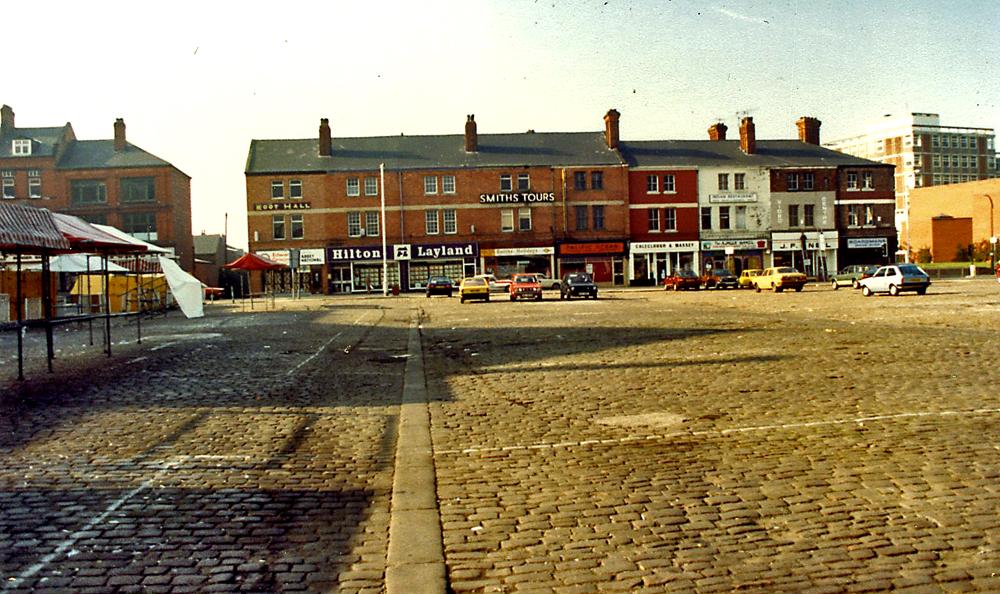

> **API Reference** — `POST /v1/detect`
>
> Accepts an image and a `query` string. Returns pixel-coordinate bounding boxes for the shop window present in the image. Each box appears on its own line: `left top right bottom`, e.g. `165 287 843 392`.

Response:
518 208 532 231
592 205 605 230
575 205 587 230
71 180 107 205
290 214 304 239
647 209 659 232
575 171 587 191
425 210 439 235
272 215 285 240
591 171 603 190
501 209 514 232
664 208 676 231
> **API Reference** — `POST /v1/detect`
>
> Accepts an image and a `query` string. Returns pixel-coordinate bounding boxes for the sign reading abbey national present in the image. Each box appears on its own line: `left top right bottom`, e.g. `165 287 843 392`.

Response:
479 192 555 204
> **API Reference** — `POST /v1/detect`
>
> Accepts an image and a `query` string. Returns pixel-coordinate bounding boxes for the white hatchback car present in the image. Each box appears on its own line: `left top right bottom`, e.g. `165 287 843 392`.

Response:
858 264 930 296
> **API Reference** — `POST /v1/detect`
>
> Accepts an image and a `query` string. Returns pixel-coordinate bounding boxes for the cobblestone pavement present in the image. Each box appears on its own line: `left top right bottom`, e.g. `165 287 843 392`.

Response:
420 279 1000 593
1 299 412 593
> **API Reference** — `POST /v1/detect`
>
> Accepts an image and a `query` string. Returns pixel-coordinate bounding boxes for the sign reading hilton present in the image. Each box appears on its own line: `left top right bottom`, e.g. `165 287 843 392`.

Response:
479 192 555 204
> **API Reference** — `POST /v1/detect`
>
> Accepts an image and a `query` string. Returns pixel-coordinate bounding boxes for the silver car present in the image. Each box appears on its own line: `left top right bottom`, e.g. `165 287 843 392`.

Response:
858 264 930 296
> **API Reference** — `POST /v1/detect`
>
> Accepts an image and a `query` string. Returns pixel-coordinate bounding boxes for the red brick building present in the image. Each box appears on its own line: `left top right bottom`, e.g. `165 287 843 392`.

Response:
0 105 193 270
245 111 628 292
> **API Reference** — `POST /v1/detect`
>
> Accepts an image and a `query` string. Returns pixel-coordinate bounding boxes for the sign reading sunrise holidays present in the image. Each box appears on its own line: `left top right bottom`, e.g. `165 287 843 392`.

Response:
479 192 555 204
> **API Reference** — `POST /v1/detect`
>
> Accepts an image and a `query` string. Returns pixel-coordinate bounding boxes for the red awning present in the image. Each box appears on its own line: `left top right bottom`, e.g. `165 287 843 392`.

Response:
224 252 288 271
0 203 72 253
51 212 148 254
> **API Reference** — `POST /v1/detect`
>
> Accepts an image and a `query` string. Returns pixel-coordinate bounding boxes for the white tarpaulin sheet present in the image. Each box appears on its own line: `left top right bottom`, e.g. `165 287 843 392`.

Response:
158 256 204 318
29 253 130 273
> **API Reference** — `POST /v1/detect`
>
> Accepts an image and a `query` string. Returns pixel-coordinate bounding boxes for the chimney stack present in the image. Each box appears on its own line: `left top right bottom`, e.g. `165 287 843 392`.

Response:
2 105 15 133
464 114 478 152
796 116 822 145
113 118 126 151
604 109 620 149
739 117 756 154
318 118 331 156
708 122 728 141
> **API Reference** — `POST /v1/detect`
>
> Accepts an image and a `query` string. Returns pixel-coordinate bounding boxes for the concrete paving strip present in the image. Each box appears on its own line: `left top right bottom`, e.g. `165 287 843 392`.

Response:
386 316 446 594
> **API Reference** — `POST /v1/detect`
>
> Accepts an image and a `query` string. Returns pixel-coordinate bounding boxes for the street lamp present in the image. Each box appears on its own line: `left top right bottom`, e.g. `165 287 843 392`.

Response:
982 194 995 271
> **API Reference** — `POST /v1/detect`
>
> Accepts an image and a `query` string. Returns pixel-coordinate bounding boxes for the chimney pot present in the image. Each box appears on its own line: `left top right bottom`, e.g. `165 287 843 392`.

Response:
796 116 822 145
708 122 728 141
318 118 331 156
464 114 478 153
113 118 126 151
604 109 620 149
739 117 756 155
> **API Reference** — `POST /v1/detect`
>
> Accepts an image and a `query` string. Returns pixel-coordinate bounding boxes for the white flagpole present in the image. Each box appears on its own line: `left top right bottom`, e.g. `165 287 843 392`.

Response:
380 162 388 296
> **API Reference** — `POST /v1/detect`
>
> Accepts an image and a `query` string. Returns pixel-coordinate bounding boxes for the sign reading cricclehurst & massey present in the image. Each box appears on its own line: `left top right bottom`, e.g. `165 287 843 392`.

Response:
254 202 312 211
479 192 555 204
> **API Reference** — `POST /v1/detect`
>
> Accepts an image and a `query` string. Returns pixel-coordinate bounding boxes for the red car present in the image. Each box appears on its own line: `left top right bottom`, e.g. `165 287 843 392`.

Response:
509 273 542 301
662 269 701 291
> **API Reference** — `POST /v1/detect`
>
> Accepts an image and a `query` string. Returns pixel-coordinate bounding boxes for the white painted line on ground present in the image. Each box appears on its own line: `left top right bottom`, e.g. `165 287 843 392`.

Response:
149 341 179 351
126 356 148 364
436 408 1000 455
286 312 369 376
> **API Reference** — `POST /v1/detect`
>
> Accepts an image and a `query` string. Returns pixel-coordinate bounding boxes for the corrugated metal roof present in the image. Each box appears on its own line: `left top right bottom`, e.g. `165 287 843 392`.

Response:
620 139 888 169
246 132 625 174
0 203 72 252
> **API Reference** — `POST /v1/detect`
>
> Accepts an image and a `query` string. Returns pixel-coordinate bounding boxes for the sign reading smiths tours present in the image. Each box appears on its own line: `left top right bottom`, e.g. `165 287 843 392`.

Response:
479 192 555 204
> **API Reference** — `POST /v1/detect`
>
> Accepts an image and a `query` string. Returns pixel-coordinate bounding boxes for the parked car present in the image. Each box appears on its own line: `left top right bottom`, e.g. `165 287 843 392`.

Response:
560 272 598 299
459 277 490 303
703 268 738 289
831 264 878 290
475 274 510 294
425 276 454 297
509 273 543 301
858 264 930 296
738 269 763 289
754 267 807 292
534 273 561 290
662 269 701 291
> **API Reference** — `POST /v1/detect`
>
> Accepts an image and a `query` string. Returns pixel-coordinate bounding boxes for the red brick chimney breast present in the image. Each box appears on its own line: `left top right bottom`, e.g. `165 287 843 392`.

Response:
465 114 478 153
739 117 756 154
318 118 331 156
796 116 822 145
604 109 620 149
114 118 126 151
708 122 728 141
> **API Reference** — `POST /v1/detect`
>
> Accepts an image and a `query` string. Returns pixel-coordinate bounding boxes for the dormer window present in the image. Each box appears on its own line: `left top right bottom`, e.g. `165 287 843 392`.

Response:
12 139 31 156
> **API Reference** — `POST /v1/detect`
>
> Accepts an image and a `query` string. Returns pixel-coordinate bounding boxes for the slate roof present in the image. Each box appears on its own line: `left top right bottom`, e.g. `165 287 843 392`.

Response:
57 140 172 170
246 132 625 174
620 139 889 169
0 126 67 158
193 233 224 255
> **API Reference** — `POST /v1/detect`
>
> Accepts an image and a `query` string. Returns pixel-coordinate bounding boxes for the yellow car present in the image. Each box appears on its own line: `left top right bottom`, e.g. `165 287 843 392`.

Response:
459 277 490 303
753 267 807 293
738 269 763 289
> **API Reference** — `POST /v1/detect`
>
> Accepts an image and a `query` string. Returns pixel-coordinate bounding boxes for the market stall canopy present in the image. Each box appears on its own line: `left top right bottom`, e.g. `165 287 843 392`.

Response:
93 224 173 254
51 212 147 254
26 253 130 273
0 203 72 252
224 252 287 271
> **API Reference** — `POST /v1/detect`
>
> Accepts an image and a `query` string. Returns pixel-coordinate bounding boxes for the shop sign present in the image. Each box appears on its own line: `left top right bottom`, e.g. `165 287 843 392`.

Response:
700 239 768 251
847 237 887 249
630 241 699 253
411 242 477 259
256 249 290 265
254 202 312 211
559 242 625 256
707 193 756 203
774 239 828 251
297 248 324 265
479 192 555 204
491 246 554 256
327 246 385 261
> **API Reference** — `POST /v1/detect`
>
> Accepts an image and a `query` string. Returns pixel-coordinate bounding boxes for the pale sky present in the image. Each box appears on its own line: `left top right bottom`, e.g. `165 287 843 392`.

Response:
6 0 999 249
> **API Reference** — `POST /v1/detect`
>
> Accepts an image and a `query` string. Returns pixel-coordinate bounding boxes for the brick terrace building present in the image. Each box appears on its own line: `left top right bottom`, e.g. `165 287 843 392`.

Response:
0 105 193 270
245 111 628 293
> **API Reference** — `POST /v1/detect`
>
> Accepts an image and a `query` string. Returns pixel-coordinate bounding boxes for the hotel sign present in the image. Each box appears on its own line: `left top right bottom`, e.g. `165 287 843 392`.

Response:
708 193 756 203
254 202 312 211
479 192 555 204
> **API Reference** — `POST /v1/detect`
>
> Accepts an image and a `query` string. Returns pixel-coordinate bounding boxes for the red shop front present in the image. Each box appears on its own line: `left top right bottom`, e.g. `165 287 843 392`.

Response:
556 241 627 285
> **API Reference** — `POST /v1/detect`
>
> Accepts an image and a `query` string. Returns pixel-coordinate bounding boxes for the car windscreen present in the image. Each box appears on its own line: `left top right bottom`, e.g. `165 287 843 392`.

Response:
464 279 485 286
898 264 926 275
567 274 591 283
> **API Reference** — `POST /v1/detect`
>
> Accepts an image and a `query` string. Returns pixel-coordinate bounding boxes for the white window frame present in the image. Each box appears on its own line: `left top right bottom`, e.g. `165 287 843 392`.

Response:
646 175 658 193
290 214 304 239
28 176 41 199
500 174 512 192
664 207 677 231
425 210 439 235
718 173 729 191
289 179 302 199
365 177 378 196
442 175 456 194
802 172 814 191
443 209 457 234
718 206 731 230
1 178 14 199
733 173 745 191
501 209 514 232
12 139 31 156
848 205 861 227
347 212 362 237
862 171 874 190
272 215 286 240
271 180 284 199
592 205 605 231
518 207 532 231
365 211 380 237
423 175 438 195
847 172 858 190
864 205 875 226
517 173 530 191
347 178 360 197
787 173 799 191
647 209 660 232
663 174 675 193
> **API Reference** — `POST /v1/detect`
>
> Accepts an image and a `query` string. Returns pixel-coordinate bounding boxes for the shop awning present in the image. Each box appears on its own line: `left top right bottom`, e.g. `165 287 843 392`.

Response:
224 252 288 271
51 213 148 254
0 203 72 253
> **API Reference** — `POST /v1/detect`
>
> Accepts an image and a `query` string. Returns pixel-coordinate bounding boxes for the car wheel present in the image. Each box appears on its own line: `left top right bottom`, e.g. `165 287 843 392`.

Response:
916 287 927 295
889 284 899 296
852 279 860 289
775 286 783 293
460 296 466 303
485 295 490 302
795 286 803 292
831 280 839 290
510 295 516 301
861 286 872 297
536 295 543 301
754 283 761 293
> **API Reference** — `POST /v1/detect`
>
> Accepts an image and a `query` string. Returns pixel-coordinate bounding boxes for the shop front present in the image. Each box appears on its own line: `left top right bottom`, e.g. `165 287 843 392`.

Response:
396 241 478 290
771 231 838 279
843 236 892 267
326 245 400 294
256 248 327 294
699 238 769 276
557 241 627 285
480 246 555 279
629 241 699 286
